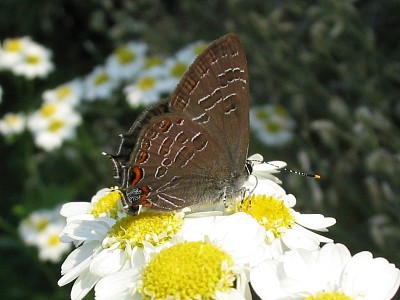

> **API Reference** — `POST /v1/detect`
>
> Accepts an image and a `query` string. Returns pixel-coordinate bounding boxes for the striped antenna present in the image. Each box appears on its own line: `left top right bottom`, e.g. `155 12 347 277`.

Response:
282 168 321 179
267 162 321 179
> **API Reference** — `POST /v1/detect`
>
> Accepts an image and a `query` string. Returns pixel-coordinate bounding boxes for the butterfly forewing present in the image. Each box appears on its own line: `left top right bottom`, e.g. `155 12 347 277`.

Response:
112 33 250 213
170 34 250 168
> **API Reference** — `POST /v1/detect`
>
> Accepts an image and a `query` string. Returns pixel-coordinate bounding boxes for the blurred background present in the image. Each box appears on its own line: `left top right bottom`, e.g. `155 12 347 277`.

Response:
0 0 399 299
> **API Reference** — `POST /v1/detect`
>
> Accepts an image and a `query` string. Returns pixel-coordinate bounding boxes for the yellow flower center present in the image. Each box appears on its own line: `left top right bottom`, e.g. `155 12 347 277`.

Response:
94 72 110 85
144 56 163 69
106 212 184 248
115 46 135 64
170 62 188 78
4 114 20 125
48 120 64 132
90 190 121 218
305 291 353 300
4 38 22 52
274 105 288 118
26 55 41 65
266 120 283 133
56 86 72 100
255 109 270 120
138 77 156 91
194 44 207 55
40 103 57 117
140 241 235 299
48 234 60 246
240 195 295 240
37 219 49 231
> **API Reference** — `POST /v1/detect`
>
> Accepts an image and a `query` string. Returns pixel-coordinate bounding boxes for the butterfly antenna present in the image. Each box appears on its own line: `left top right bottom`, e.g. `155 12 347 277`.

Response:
266 162 321 179
283 167 321 179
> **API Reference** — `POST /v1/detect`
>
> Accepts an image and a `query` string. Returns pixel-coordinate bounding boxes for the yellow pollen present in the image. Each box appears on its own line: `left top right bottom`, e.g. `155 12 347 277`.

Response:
170 62 188 78
56 86 72 100
4 39 22 52
240 195 295 239
48 120 64 132
107 212 183 248
26 55 41 65
140 241 235 299
266 120 283 133
194 44 207 55
48 234 60 246
94 72 110 85
255 109 270 120
138 77 156 91
304 291 353 300
37 219 49 231
144 56 163 69
90 191 121 218
4 114 20 125
115 46 135 64
40 103 57 117
274 105 288 118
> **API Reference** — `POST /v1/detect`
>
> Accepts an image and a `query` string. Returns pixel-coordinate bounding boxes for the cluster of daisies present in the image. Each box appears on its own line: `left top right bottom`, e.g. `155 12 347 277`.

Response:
0 36 295 151
56 155 400 300
18 206 71 263
0 36 206 151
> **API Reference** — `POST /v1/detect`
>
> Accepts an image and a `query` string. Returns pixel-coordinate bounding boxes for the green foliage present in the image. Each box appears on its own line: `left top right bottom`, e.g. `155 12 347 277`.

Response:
0 0 399 299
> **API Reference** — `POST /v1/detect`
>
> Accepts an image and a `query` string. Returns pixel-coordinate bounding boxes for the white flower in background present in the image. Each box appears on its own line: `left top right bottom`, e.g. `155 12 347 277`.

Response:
5 37 54 79
250 104 295 146
83 66 118 101
159 57 191 90
0 36 32 69
143 55 165 72
95 213 266 300
239 172 335 258
18 206 71 263
175 40 207 63
105 41 147 81
42 79 83 107
0 112 25 136
250 243 400 300
27 102 81 151
36 223 72 263
124 67 170 108
154 40 207 91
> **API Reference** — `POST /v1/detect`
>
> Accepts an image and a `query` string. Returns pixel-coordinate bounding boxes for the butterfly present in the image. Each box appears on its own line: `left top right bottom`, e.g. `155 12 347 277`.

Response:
105 33 251 214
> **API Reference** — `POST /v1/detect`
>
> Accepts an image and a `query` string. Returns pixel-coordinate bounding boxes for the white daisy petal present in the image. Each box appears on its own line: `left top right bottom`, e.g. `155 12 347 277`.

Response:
294 212 336 231
90 247 125 277
70 270 100 300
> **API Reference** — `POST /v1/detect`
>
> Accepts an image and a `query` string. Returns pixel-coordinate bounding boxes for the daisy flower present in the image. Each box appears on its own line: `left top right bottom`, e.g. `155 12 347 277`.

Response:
18 206 71 263
0 36 32 69
239 156 335 258
27 102 81 151
83 66 118 101
7 37 54 79
250 243 400 300
36 223 72 263
58 188 187 300
174 40 207 62
250 104 295 146
105 41 147 81
94 212 267 300
0 112 26 137
124 67 170 108
42 79 84 107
